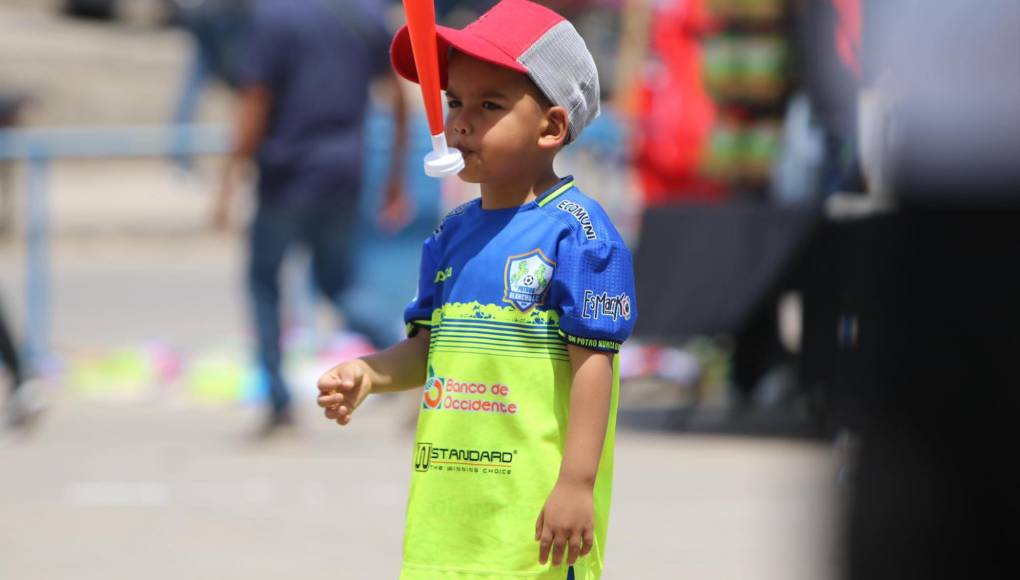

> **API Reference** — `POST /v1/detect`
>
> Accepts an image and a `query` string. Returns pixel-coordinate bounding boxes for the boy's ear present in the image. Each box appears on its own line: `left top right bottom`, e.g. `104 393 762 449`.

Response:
538 105 569 149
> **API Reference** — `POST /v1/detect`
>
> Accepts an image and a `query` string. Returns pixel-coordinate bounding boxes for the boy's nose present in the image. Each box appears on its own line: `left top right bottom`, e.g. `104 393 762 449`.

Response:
450 115 470 136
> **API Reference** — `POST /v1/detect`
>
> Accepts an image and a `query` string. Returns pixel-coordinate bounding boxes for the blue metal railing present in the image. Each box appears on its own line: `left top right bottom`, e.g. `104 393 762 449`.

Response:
0 124 230 370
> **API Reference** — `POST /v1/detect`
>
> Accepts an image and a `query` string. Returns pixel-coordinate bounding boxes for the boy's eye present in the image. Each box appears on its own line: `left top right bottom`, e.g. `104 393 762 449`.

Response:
482 101 502 111
446 99 462 109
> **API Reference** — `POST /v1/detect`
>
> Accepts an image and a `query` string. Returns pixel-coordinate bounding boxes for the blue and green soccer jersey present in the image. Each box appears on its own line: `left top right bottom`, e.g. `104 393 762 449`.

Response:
400 176 637 580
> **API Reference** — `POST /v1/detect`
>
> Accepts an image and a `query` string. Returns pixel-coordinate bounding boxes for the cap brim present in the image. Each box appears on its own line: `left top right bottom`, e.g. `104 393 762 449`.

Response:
390 25 529 89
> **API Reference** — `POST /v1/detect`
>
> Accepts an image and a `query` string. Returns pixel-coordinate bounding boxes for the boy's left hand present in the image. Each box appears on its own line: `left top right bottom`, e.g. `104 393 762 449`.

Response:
535 479 595 567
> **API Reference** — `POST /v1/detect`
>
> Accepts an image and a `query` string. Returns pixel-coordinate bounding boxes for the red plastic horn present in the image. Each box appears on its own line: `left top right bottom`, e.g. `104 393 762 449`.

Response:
402 0 464 177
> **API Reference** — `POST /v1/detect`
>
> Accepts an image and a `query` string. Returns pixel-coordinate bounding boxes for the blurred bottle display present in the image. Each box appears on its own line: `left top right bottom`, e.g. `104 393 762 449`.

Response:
702 114 742 182
741 37 786 100
709 0 784 24
743 119 781 183
703 37 787 102
634 0 789 203
703 36 739 96
702 0 788 190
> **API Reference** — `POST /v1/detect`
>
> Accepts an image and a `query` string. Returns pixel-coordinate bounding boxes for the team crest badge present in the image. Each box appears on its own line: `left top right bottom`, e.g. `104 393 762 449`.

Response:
503 249 556 312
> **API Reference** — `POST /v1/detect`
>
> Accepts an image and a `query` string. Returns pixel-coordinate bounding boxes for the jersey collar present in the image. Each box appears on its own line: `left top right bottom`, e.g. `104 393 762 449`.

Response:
534 175 576 208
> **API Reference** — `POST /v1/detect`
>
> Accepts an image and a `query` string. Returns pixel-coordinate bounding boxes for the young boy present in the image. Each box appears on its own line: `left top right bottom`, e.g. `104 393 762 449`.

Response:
317 1 636 578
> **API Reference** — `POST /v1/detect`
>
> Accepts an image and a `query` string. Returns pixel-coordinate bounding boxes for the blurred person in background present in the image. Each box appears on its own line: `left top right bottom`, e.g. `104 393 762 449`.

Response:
793 0 863 200
0 300 42 429
771 0 864 207
0 92 42 430
171 0 251 173
213 0 410 437
0 92 28 235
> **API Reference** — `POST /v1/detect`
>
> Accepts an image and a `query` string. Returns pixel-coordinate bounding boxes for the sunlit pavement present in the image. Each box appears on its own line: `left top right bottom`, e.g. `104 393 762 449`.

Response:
0 393 837 580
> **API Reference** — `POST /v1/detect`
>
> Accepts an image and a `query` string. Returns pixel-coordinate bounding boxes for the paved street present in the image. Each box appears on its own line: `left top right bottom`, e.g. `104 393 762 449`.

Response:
1 395 837 580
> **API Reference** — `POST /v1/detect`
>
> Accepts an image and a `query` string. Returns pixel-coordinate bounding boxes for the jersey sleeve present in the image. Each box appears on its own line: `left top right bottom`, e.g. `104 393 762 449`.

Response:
552 237 638 353
403 236 439 337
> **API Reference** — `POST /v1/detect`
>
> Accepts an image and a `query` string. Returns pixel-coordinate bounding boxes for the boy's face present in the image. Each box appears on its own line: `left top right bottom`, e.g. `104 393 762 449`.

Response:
444 52 564 184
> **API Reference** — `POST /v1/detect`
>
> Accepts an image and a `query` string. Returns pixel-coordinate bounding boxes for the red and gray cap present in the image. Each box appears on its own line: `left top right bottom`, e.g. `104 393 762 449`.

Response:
390 0 600 143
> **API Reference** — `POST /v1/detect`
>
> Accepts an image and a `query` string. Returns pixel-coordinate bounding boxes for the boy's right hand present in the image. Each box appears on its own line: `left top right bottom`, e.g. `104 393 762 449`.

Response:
317 360 371 426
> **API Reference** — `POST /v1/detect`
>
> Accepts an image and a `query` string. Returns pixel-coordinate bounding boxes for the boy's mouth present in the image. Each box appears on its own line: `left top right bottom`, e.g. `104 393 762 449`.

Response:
453 143 476 157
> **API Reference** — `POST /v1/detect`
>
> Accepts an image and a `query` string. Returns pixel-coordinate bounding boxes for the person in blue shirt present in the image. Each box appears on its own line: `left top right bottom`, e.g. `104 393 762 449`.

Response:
213 0 410 436
317 2 638 577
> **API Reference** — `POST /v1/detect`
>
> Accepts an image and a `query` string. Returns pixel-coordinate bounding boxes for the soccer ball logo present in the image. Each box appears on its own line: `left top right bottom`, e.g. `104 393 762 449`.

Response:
504 249 556 312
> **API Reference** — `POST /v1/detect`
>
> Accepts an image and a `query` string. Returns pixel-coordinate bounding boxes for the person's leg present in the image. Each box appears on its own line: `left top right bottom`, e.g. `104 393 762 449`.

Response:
307 197 397 349
0 297 45 428
0 298 24 391
248 202 300 417
169 40 208 172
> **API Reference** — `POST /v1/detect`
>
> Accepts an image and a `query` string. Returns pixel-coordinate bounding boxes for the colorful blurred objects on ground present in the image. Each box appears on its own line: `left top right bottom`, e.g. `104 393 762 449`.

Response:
62 330 377 406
